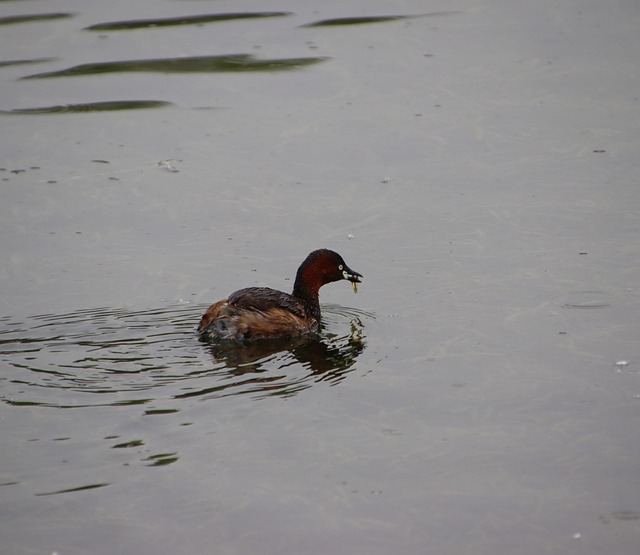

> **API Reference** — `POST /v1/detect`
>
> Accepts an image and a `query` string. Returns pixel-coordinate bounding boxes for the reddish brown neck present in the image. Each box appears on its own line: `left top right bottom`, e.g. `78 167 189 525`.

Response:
292 267 323 321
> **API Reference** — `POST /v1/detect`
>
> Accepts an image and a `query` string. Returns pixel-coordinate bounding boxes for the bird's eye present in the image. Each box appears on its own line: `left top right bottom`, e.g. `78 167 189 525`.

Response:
338 264 343 270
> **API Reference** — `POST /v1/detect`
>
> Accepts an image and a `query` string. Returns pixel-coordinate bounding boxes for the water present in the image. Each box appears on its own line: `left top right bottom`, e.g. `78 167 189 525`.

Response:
2 0 640 553
1 303 369 407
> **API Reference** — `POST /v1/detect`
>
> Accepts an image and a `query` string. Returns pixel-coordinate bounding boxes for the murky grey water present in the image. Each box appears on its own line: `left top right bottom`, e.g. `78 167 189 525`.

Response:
2 0 640 554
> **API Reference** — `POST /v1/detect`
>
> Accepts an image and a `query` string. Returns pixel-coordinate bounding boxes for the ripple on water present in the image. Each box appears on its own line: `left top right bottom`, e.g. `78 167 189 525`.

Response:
0 304 370 408
1 100 173 114
561 290 613 309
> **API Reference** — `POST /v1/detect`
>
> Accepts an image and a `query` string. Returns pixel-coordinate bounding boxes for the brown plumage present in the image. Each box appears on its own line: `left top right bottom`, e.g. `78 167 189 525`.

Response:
197 249 363 342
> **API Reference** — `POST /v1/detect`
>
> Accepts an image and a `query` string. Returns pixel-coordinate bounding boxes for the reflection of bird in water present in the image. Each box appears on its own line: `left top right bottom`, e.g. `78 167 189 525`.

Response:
198 249 363 342
205 318 365 372
195 313 367 399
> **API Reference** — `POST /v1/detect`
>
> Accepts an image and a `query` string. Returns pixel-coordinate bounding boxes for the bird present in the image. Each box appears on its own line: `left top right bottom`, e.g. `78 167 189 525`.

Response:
198 249 363 342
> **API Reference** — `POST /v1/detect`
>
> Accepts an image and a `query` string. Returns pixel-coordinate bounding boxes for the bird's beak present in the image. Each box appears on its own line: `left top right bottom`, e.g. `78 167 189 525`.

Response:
343 267 363 294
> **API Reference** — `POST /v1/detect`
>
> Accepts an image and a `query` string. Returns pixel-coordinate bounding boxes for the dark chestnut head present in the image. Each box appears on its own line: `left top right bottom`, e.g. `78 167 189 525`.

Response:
293 249 363 299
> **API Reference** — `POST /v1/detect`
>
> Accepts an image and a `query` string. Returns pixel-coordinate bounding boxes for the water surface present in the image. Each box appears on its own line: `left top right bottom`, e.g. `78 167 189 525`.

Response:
1 0 640 553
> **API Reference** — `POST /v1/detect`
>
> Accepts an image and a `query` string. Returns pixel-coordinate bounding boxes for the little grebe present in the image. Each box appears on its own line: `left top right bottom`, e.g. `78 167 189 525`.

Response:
198 249 363 342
